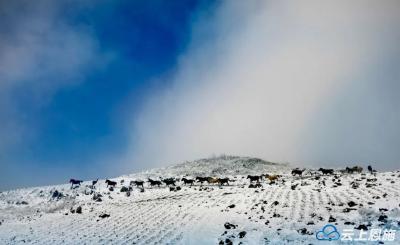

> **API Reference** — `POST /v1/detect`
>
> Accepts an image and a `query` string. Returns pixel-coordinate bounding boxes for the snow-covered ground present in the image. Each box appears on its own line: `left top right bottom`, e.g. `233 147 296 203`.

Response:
0 156 399 244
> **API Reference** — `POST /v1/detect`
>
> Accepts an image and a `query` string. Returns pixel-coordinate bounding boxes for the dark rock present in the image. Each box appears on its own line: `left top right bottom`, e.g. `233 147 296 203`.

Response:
355 224 368 230
99 213 110 218
224 222 237 229
228 204 235 209
344 221 355 225
272 213 281 218
84 189 94 195
249 184 262 188
225 238 233 245
328 216 336 222
120 186 129 192
76 206 82 214
348 201 357 207
378 215 388 222
239 231 247 238
297 228 312 235
93 193 103 202
51 190 63 199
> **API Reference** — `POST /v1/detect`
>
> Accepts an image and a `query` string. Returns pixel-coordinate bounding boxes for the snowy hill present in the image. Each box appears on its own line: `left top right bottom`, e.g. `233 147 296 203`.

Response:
0 156 399 244
138 155 290 177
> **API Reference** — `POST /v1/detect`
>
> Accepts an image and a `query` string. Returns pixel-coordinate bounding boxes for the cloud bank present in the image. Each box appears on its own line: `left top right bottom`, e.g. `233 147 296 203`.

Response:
127 0 400 170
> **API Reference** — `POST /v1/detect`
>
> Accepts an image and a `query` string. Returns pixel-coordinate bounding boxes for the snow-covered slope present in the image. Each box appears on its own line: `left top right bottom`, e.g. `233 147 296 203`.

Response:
138 155 290 177
0 156 399 244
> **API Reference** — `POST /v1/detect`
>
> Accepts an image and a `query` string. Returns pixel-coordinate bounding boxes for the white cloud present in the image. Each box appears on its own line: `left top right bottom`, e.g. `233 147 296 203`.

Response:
126 0 400 170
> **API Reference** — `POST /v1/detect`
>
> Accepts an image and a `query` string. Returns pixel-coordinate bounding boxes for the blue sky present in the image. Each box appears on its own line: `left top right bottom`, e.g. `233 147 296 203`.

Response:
1 1 400 190
0 0 215 189
25 1 204 160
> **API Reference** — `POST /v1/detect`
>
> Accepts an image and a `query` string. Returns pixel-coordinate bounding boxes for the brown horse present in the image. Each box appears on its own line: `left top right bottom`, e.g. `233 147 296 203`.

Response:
207 177 219 184
265 174 279 182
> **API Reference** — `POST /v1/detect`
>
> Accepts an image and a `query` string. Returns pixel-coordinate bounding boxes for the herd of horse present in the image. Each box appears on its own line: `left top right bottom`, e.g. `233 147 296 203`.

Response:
69 165 374 189
291 165 370 176
69 175 278 189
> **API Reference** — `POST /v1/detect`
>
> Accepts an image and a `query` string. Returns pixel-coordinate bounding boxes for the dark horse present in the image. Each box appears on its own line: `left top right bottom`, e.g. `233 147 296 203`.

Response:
217 178 230 186
162 178 176 186
318 168 334 175
195 177 209 184
367 165 373 174
181 178 195 186
105 179 117 187
148 178 162 187
247 175 261 182
130 180 144 188
70 179 83 188
291 168 305 176
92 179 99 186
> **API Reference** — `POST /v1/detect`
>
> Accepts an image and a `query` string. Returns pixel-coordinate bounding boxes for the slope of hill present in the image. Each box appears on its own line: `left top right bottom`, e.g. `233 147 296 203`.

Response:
139 155 290 177
0 156 399 244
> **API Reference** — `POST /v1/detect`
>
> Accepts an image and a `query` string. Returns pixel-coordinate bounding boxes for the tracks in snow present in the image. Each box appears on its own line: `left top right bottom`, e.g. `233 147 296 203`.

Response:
1 172 399 244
